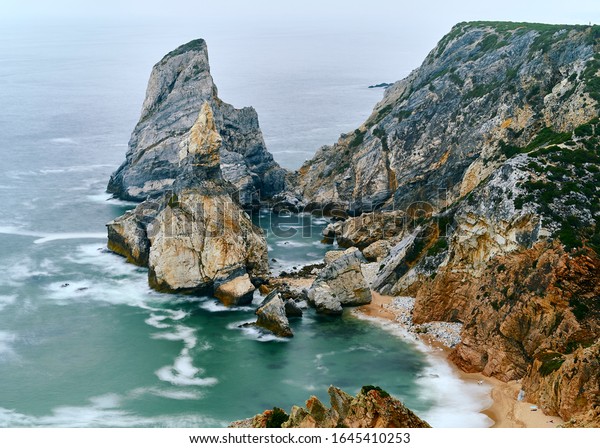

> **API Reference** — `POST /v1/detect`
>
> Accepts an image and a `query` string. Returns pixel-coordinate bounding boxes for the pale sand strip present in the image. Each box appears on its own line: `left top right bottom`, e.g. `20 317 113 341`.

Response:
357 292 563 428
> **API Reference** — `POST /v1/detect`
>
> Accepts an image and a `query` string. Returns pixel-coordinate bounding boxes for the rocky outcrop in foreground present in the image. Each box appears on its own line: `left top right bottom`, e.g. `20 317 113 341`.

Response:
230 386 431 428
107 39 286 208
107 103 268 305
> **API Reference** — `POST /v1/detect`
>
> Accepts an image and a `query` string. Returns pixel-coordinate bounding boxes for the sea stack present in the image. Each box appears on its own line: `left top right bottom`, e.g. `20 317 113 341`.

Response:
106 39 283 305
107 39 286 208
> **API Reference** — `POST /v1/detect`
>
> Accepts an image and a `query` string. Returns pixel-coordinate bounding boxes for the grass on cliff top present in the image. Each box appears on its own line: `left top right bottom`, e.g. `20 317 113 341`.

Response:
161 39 206 61
265 407 289 428
434 20 598 59
456 21 593 34
361 385 390 398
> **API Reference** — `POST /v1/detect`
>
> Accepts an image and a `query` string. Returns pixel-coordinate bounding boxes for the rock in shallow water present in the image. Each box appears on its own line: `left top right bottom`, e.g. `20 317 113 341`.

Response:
214 274 255 306
255 291 293 338
307 247 372 315
284 298 303 317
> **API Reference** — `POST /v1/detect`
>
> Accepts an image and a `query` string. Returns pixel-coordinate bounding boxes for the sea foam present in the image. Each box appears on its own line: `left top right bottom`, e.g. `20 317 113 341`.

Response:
353 313 493 428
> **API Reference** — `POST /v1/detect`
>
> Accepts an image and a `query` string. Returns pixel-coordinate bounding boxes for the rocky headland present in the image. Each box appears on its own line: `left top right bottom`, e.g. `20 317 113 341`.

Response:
106 23 600 427
286 22 600 427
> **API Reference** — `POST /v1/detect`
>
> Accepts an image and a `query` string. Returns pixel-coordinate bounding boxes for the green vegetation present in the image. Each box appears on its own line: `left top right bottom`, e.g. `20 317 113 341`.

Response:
372 128 386 139
459 21 591 34
162 39 205 61
427 237 448 257
507 121 600 255
367 104 394 127
167 193 180 208
537 352 566 377
500 127 572 158
582 53 600 101
464 83 497 100
476 33 509 53
394 110 412 121
361 385 390 398
448 72 464 87
569 297 590 321
265 407 289 428
528 28 569 55
435 21 593 58
348 129 366 149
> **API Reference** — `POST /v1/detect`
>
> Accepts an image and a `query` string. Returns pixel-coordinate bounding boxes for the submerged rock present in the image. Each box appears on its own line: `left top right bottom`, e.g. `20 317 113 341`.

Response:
229 385 431 428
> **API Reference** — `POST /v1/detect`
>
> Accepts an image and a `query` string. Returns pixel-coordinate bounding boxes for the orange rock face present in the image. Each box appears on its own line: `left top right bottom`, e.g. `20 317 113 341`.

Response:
413 241 600 423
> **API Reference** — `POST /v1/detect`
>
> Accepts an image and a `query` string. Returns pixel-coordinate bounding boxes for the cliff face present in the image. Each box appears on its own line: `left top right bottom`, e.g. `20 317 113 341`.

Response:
301 22 600 426
107 103 268 305
107 39 286 207
297 22 598 213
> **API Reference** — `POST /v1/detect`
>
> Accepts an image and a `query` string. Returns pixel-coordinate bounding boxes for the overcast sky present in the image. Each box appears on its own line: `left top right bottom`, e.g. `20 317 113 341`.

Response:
4 0 600 24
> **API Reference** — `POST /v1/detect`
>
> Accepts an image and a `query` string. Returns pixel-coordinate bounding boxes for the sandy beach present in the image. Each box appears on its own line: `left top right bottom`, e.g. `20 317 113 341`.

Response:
357 292 564 428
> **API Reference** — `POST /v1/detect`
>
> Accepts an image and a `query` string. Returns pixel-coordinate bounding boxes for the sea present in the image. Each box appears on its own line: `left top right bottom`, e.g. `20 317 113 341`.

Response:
0 16 492 427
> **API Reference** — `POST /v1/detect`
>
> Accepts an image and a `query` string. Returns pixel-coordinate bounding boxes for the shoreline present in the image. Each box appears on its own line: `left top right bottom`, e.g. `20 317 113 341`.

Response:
355 292 563 428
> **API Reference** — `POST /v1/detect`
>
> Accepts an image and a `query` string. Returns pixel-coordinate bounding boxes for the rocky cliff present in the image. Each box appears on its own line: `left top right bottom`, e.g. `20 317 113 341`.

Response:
230 385 431 428
107 102 268 305
297 22 600 426
107 39 286 208
296 22 599 214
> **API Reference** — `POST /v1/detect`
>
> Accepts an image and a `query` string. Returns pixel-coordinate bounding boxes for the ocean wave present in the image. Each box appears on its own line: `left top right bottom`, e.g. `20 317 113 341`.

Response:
0 393 227 427
227 320 289 343
0 331 18 362
49 137 78 145
87 192 138 207
198 299 253 313
274 240 311 248
0 295 16 311
6 164 113 179
155 360 218 387
152 324 218 387
281 379 319 392
0 226 106 244
0 257 58 287
353 312 493 428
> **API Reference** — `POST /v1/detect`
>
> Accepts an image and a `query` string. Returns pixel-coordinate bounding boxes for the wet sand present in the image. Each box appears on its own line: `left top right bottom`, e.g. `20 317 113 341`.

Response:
357 292 563 428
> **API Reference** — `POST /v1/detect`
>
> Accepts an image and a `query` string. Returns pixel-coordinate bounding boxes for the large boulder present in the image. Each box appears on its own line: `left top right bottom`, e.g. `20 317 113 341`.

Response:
255 291 293 337
322 211 406 249
307 248 372 315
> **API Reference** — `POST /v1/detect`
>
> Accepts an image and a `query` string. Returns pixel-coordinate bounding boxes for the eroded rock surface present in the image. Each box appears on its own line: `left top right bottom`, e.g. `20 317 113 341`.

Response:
230 386 431 428
107 39 286 207
107 103 268 305
307 248 372 315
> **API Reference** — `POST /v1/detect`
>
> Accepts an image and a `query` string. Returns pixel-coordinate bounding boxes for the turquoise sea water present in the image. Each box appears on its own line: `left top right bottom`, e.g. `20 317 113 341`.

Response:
0 18 491 427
